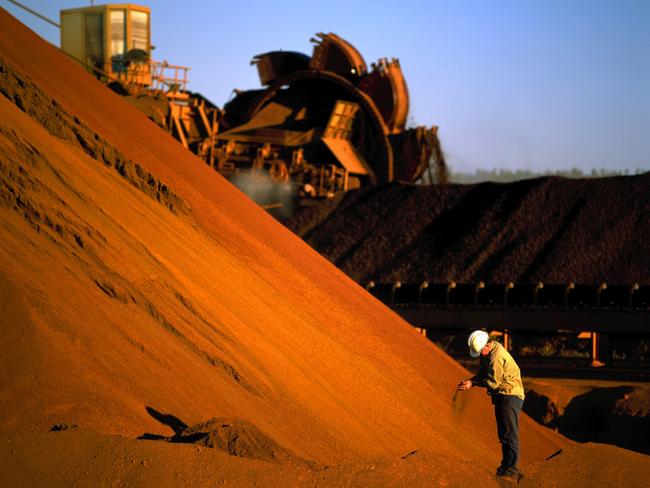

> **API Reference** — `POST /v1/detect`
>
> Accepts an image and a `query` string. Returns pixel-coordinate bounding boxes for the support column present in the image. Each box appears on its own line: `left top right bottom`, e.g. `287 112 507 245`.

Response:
591 332 606 367
391 281 402 305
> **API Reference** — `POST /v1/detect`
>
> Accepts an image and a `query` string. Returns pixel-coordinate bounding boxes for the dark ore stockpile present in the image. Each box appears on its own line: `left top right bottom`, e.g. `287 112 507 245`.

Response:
284 176 650 284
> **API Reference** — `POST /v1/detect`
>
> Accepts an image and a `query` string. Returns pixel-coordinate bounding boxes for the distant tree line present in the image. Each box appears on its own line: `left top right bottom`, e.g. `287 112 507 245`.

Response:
446 167 648 184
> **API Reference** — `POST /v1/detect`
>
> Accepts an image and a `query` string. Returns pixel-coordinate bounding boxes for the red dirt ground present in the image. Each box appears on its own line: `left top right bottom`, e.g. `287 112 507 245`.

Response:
0 8 647 487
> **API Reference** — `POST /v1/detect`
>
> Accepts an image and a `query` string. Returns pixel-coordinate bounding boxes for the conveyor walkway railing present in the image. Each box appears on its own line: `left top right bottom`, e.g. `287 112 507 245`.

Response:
365 281 649 370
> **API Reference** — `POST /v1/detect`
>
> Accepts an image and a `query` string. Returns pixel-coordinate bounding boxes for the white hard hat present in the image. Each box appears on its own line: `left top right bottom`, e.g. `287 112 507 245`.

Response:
468 330 489 358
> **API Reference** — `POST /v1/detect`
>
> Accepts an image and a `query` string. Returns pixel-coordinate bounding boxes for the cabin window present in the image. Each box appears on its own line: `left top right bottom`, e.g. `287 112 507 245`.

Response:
84 12 104 69
130 11 149 51
110 9 126 71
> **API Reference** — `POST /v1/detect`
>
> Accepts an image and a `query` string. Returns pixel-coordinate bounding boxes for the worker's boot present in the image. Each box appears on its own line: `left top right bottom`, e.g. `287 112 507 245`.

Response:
496 467 523 483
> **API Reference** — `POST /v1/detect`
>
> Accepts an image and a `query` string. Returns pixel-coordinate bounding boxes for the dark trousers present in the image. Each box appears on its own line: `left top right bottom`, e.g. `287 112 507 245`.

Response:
493 395 524 474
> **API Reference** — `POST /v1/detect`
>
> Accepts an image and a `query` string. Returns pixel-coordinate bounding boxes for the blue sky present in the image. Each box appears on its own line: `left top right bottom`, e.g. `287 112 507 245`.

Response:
5 0 649 173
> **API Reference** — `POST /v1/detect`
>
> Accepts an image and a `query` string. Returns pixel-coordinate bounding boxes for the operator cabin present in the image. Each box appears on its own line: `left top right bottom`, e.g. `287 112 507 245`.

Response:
60 4 152 85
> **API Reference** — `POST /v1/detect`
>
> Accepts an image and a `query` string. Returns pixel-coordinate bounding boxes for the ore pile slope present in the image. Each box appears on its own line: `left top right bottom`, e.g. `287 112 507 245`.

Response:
3 8 632 483
286 177 650 283
0 8 566 466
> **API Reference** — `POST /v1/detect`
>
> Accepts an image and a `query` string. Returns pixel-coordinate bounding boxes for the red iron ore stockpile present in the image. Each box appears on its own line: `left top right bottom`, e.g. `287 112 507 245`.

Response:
0 8 647 487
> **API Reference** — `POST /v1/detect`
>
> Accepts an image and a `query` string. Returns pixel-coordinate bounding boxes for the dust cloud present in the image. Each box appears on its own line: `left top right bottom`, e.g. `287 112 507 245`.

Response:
229 170 297 219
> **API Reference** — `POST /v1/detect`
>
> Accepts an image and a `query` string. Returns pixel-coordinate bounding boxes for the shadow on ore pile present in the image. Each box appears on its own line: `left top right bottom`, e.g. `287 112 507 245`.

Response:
139 406 317 466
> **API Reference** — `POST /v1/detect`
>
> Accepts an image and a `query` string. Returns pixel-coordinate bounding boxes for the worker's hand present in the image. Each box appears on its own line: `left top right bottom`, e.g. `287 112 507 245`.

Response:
457 379 472 391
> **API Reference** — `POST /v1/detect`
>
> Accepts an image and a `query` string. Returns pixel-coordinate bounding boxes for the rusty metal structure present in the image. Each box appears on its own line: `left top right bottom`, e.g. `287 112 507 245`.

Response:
367 280 650 377
10 1 444 209
215 33 443 198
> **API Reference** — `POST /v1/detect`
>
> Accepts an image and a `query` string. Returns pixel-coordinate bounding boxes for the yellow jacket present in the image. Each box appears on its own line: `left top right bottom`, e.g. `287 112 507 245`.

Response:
471 341 525 400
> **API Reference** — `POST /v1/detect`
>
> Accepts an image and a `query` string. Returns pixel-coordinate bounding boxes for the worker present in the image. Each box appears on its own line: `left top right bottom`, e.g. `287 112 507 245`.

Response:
457 330 525 482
